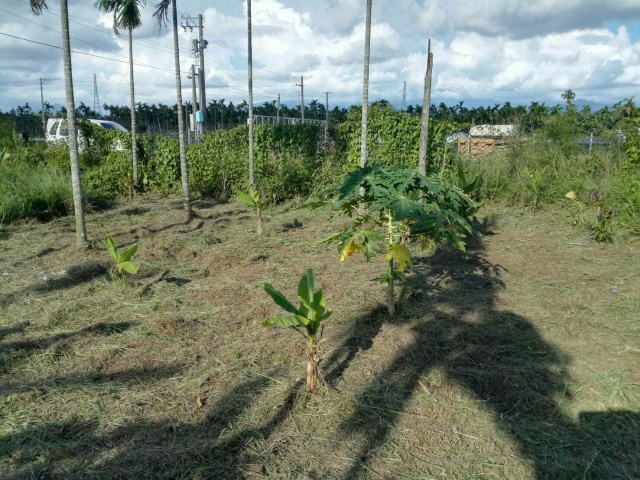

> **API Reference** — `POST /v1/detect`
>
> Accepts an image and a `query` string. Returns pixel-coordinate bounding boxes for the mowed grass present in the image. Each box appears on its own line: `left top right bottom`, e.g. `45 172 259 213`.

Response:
0 196 638 479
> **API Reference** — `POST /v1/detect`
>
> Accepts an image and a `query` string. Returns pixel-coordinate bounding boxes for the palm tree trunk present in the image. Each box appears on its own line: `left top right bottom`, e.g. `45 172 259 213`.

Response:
247 0 255 187
171 0 191 215
129 27 138 188
360 0 372 169
60 0 87 246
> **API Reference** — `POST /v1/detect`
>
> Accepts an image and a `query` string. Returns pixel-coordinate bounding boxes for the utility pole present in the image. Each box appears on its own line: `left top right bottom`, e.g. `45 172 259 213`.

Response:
276 94 280 120
402 81 406 112
39 78 48 139
189 64 198 144
93 73 102 117
296 76 305 120
198 14 207 129
182 15 208 128
323 91 331 136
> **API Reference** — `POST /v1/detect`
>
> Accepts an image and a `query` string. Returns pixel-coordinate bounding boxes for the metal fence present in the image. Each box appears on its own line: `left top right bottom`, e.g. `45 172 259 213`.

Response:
251 115 327 126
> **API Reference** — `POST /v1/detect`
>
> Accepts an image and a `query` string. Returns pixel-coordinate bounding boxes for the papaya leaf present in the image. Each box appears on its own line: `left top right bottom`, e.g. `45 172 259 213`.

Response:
386 244 413 273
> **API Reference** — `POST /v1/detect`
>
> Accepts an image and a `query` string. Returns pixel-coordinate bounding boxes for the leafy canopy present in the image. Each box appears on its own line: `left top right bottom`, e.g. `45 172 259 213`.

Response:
307 165 480 259
94 0 146 36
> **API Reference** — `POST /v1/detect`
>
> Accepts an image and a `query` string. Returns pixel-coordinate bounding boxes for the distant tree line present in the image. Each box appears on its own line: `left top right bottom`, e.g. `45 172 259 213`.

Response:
2 95 638 138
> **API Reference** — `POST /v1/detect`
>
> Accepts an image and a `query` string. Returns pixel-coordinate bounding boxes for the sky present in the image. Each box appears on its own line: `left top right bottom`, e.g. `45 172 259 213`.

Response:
1 0 639 112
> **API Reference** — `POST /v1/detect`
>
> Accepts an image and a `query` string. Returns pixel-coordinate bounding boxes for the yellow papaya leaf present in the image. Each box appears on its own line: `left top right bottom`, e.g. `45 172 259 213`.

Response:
386 244 413 273
340 241 361 262
565 191 577 201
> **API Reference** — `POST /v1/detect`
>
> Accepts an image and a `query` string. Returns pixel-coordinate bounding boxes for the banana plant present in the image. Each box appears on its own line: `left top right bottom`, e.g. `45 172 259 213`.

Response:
306 165 480 316
236 188 265 235
263 269 332 393
105 236 140 276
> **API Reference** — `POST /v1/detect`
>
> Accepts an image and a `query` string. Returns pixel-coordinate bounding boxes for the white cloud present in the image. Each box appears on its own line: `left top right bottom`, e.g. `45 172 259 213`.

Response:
0 0 639 112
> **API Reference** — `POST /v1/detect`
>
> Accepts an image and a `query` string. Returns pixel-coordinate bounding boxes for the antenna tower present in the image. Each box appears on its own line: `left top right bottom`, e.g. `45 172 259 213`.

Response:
93 73 102 117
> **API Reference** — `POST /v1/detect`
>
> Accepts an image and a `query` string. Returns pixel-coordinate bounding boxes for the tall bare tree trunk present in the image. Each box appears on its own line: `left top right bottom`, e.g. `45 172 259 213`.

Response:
60 0 87 246
171 0 191 215
247 0 255 187
418 40 433 175
360 0 372 169
129 27 138 188
418 40 433 203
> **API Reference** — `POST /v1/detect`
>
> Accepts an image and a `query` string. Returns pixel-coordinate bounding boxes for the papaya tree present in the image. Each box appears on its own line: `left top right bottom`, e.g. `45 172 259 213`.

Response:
263 269 331 393
306 165 480 316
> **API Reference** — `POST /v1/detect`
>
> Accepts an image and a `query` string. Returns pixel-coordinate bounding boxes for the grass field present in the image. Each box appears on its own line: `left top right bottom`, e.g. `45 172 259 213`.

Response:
1 197 639 479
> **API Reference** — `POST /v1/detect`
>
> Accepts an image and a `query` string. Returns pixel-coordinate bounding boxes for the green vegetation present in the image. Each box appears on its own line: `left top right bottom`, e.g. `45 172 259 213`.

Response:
308 165 478 315
464 115 640 238
1 100 639 242
263 269 332 393
105 236 140 276
0 162 106 224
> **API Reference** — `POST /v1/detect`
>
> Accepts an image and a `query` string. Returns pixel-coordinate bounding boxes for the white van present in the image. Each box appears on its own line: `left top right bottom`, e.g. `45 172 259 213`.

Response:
45 118 127 142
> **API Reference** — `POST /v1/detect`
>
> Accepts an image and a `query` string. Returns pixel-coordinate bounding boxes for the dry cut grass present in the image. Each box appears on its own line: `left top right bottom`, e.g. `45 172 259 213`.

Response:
0 196 639 479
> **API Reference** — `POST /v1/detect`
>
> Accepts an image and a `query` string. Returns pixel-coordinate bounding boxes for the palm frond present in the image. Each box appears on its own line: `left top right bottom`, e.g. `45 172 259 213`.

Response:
153 0 171 29
95 0 145 36
30 0 48 15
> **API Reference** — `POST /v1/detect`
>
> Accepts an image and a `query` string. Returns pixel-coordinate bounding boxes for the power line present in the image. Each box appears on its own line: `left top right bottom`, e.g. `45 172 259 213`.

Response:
0 31 176 72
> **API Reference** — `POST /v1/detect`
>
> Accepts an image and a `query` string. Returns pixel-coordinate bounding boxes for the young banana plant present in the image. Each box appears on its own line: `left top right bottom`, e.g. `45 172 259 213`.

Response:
105 236 140 277
236 188 265 235
263 269 332 393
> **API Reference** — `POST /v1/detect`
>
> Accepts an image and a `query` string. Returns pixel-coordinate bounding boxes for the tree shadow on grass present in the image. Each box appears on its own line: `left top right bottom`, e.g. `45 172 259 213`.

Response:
0 321 136 374
0 261 108 308
0 363 185 398
0 373 304 479
337 234 640 479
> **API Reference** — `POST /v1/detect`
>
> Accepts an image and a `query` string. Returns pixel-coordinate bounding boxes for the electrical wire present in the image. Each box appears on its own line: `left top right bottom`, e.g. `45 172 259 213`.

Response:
0 31 177 72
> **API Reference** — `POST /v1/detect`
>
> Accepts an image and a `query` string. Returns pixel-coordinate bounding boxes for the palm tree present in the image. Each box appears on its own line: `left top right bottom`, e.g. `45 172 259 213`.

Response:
31 0 87 246
95 0 145 188
360 0 372 169
561 89 576 106
154 0 191 216
247 0 255 187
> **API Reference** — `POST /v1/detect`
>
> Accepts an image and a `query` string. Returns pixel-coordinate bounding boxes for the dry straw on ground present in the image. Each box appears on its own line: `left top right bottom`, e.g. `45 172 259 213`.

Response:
1 197 639 479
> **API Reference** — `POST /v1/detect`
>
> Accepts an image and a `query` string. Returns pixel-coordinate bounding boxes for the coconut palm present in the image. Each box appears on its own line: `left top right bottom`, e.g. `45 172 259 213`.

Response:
154 0 191 216
561 89 576 106
247 0 255 187
94 0 145 188
360 0 372 169
30 0 87 246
